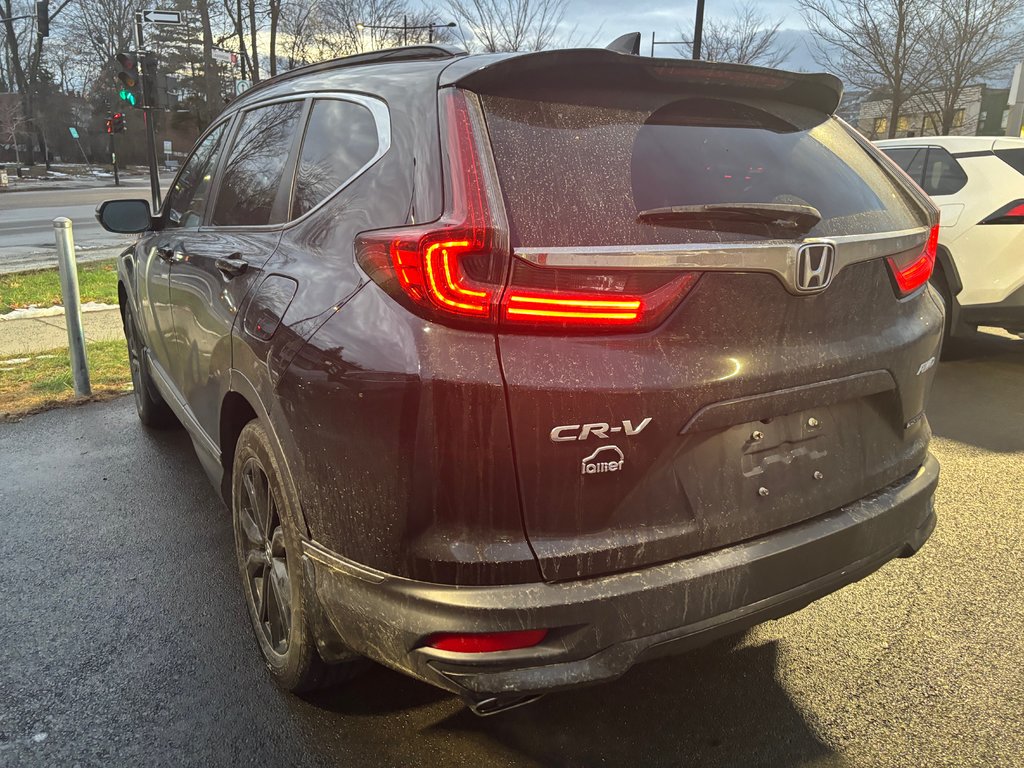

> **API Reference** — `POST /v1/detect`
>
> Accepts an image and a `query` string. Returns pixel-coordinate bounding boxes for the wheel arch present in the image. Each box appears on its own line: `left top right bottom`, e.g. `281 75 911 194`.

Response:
219 390 259 506
219 373 311 538
934 244 962 297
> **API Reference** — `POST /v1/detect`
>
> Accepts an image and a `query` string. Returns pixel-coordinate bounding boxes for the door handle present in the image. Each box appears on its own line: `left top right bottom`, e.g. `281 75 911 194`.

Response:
215 256 249 278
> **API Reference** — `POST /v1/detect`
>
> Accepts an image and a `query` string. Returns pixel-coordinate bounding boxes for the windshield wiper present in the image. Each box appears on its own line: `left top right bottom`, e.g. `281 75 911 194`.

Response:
636 203 821 234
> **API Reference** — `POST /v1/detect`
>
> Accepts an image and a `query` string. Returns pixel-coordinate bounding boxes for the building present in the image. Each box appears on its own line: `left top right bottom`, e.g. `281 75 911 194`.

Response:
855 85 1010 140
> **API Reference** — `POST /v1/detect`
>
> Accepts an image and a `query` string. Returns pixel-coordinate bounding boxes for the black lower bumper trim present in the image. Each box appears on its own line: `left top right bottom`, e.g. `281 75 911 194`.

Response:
303 455 939 701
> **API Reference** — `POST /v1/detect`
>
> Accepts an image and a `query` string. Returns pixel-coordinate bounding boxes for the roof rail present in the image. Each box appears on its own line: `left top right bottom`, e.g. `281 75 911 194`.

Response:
236 45 467 101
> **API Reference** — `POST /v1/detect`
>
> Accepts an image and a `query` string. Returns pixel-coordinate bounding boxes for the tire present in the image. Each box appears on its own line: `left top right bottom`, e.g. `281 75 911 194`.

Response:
122 304 177 428
231 420 361 692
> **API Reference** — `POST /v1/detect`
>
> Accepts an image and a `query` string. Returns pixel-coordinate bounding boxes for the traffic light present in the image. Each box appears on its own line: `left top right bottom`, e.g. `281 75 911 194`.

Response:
112 112 127 133
115 53 139 108
105 116 113 134
35 1 48 37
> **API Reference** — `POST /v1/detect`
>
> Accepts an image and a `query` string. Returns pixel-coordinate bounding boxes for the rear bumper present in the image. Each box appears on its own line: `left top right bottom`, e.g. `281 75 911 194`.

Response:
962 283 1024 329
302 455 939 704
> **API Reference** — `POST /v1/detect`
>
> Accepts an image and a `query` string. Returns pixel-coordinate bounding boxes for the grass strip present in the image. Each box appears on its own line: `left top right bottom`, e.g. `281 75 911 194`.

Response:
0 259 119 314
0 340 131 418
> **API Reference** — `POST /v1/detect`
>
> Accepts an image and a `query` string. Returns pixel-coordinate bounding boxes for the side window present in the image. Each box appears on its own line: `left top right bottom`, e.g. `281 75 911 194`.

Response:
292 99 381 218
921 146 968 196
164 122 228 229
211 101 304 227
882 147 925 184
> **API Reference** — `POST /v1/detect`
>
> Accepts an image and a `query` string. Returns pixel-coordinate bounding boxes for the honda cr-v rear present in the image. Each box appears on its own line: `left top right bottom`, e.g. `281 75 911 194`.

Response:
106 45 942 715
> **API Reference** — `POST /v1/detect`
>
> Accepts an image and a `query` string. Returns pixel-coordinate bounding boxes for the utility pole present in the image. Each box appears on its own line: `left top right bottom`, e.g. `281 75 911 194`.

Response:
692 0 706 60
135 12 161 210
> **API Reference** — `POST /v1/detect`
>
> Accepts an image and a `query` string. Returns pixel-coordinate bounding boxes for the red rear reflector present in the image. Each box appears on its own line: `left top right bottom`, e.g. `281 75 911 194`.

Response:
887 224 939 296
428 629 548 653
1004 204 1024 217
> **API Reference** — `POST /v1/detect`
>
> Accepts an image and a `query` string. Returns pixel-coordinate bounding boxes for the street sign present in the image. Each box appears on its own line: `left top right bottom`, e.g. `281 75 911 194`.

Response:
163 140 172 154
68 127 79 139
235 80 251 95
212 48 232 63
141 9 181 24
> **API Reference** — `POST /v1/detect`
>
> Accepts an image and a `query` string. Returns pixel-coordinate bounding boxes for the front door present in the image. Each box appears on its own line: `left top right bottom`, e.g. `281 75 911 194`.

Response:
137 121 230 371
167 99 306 440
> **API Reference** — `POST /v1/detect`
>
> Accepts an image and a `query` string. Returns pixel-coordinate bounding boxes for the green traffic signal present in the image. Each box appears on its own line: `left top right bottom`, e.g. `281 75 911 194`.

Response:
119 88 137 106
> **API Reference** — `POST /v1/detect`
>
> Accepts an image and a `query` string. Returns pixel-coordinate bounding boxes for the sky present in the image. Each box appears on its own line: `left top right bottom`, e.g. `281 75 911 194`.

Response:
559 0 819 69
443 0 823 72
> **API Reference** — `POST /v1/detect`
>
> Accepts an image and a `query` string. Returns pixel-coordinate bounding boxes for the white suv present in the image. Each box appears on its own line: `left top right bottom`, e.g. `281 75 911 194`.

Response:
876 136 1024 339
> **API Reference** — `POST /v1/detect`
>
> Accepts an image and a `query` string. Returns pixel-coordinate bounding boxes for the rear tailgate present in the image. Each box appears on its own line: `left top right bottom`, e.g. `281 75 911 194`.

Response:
460 53 941 581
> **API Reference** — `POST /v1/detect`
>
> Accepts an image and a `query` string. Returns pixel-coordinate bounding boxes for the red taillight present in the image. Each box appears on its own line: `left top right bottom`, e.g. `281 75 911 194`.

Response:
887 224 939 296
356 89 697 332
504 292 642 324
500 261 698 331
356 88 509 325
427 629 548 653
981 199 1024 224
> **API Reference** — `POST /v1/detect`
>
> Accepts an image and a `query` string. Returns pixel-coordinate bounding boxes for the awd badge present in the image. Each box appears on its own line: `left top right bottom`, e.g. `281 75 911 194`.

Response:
582 445 625 475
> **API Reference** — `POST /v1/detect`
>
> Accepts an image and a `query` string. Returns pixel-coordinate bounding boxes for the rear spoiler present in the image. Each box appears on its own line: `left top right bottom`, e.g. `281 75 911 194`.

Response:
440 48 843 115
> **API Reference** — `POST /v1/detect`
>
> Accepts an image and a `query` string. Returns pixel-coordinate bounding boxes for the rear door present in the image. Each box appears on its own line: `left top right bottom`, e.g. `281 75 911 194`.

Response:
476 80 938 581
166 98 306 437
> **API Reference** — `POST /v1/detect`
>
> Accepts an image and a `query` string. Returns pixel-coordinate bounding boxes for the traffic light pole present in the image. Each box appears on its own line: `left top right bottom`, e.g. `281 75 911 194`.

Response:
135 12 161 211
109 131 120 186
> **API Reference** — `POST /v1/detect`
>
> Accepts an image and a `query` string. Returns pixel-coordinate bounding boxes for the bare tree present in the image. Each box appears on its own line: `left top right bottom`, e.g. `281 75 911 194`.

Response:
1 0 74 164
675 3 794 67
0 94 29 163
799 0 932 139
445 0 567 52
921 0 1024 134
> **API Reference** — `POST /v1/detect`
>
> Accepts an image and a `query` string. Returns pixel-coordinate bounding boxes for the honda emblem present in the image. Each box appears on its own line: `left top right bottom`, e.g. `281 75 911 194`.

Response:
795 242 836 293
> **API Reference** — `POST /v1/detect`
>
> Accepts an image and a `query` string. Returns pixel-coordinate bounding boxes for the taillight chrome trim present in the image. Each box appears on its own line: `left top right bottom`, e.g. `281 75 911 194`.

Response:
513 226 931 296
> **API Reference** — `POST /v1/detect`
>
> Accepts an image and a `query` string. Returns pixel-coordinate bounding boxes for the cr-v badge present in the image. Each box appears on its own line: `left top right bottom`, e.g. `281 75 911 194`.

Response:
551 417 652 442
582 446 625 475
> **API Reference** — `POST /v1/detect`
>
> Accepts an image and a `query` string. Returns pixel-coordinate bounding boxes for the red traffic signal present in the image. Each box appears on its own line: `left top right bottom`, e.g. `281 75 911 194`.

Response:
105 117 113 134
115 52 138 89
112 112 127 133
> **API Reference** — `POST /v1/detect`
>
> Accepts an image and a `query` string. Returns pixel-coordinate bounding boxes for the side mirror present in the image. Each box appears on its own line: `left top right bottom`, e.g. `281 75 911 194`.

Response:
95 199 154 234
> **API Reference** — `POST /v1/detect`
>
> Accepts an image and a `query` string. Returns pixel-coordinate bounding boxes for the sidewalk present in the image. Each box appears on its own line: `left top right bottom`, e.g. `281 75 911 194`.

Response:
0 307 123 356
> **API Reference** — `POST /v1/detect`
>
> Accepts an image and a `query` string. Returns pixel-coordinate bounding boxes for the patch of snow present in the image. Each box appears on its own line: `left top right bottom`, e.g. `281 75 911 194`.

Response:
0 302 119 320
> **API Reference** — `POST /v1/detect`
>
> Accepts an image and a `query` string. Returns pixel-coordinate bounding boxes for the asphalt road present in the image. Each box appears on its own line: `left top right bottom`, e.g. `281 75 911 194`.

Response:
0 177 172 273
1 332 1022 768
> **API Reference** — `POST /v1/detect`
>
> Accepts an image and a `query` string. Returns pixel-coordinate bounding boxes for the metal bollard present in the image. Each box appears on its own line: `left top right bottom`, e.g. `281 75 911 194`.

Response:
53 218 92 397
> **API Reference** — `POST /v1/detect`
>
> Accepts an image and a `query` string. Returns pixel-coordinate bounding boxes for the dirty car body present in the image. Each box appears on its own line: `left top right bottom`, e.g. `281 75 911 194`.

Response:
103 45 942 714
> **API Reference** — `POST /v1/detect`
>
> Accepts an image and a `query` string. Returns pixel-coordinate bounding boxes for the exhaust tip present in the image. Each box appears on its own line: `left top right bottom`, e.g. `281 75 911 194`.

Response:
466 693 545 717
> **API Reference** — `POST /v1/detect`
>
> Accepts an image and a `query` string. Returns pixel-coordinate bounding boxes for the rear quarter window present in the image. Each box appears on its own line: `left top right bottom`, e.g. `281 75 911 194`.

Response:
921 147 967 196
481 93 924 248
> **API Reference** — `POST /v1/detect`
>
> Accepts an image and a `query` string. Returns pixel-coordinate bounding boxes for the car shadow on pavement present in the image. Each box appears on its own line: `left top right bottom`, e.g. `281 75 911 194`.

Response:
929 330 1024 453
438 637 836 768
308 633 838 768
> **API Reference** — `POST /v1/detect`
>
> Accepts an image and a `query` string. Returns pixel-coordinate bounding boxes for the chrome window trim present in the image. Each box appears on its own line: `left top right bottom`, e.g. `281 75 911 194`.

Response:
513 226 930 295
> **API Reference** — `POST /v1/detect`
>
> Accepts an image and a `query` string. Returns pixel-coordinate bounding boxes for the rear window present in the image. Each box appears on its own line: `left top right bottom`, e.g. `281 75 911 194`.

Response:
481 93 922 248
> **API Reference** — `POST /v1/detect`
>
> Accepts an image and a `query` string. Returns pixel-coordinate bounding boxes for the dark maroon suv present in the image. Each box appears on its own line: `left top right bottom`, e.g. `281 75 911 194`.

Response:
98 43 942 715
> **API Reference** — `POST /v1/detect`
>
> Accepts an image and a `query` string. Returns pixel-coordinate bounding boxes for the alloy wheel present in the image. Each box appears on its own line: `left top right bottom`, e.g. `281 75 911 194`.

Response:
236 456 292 656
124 318 145 414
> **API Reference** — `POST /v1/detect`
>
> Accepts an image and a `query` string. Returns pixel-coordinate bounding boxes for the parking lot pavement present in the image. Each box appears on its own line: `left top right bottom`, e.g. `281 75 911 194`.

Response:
1 332 1022 768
